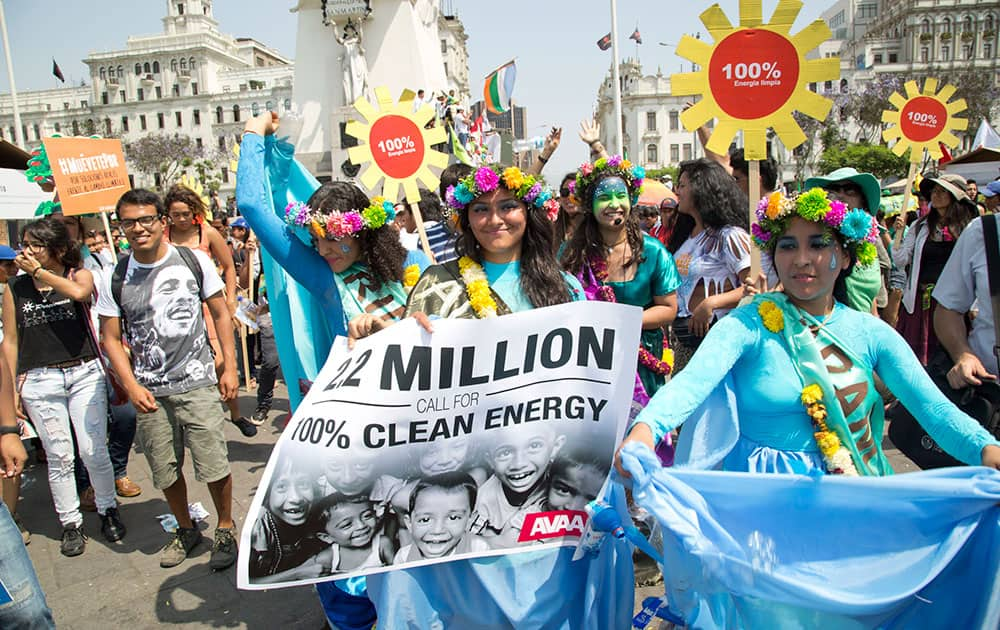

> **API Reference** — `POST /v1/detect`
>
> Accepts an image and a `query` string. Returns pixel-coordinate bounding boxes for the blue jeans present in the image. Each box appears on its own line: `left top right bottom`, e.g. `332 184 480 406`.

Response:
0 503 55 628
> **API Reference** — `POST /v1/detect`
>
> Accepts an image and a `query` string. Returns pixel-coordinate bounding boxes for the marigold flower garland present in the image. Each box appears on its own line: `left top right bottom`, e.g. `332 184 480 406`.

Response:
757 299 858 475
403 264 420 288
444 165 560 222
752 188 879 266
588 256 672 375
457 256 498 318
284 196 396 241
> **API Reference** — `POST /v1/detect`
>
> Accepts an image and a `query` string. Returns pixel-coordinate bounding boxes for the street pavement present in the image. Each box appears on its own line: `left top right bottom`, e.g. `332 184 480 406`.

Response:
16 381 920 629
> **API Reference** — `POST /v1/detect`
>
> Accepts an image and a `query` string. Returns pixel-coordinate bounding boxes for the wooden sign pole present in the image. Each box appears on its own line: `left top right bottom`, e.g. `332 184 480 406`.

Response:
409 202 437 264
894 162 919 248
748 159 762 279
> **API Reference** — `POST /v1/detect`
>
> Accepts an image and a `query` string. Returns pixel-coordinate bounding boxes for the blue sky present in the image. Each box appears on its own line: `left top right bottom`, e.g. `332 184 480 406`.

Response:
0 0 830 176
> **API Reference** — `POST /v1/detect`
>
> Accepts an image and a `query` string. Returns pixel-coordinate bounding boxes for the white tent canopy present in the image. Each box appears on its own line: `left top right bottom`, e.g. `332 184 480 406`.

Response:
0 168 52 219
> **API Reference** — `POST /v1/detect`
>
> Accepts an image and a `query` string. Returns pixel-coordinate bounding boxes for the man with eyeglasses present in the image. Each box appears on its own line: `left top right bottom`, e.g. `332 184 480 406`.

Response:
95 189 241 571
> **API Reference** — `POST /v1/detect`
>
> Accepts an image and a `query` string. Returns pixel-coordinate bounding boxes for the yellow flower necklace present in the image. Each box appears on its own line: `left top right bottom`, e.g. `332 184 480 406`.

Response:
457 256 498 318
403 264 420 288
800 384 859 476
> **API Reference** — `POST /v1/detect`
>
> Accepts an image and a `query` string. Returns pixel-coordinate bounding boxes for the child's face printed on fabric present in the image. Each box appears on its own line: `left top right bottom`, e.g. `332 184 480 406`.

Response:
321 501 377 549
406 486 472 559
268 463 315 527
324 454 376 496
489 428 565 494
419 438 471 476
547 462 605 512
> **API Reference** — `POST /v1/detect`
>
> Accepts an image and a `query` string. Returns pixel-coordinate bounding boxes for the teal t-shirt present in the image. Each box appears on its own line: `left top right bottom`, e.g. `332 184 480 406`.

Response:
482 260 584 313
607 234 682 307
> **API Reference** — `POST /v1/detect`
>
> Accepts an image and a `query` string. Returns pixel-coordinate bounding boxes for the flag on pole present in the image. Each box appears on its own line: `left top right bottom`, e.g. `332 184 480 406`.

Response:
938 142 953 165
483 60 516 115
629 28 642 44
52 59 65 83
597 33 612 51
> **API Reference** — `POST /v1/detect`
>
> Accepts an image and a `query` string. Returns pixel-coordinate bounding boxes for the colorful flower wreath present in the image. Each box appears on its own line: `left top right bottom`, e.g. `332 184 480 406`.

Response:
444 165 561 222
284 196 396 241
574 154 645 206
751 189 880 266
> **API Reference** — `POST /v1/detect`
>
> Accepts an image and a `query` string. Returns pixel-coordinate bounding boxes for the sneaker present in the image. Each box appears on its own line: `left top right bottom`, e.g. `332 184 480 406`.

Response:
79 487 97 512
160 526 203 568
209 527 238 571
100 507 127 543
13 513 30 545
60 525 86 557
250 404 270 426
231 416 257 437
115 476 142 498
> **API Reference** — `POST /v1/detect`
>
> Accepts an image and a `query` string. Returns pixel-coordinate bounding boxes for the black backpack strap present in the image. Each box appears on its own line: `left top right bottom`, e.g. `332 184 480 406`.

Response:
981 214 1000 365
174 246 206 300
110 254 132 330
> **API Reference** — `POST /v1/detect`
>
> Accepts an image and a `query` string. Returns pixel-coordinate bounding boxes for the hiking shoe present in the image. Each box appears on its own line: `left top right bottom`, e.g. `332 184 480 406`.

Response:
231 416 258 437
60 525 86 557
79 486 97 512
115 476 142 498
14 513 30 545
100 507 127 543
250 404 270 426
209 527 238 571
160 527 203 568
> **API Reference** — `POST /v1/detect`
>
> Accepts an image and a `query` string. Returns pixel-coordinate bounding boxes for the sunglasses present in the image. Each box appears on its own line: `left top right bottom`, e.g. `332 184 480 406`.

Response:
825 183 862 196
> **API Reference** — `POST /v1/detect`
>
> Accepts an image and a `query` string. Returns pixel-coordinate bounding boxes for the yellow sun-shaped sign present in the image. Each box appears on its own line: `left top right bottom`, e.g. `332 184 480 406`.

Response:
881 79 967 162
345 86 448 203
672 0 840 160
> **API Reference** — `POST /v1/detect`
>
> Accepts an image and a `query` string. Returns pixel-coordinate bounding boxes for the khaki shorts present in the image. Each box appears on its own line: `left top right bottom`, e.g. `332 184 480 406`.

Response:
136 385 231 489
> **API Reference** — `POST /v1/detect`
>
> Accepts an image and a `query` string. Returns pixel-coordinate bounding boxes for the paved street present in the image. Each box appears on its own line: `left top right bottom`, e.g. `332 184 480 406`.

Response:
16 381 919 629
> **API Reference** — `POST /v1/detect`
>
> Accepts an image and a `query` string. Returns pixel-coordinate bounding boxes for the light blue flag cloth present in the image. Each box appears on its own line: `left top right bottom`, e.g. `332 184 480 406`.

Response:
365 481 636 629
620 442 1000 629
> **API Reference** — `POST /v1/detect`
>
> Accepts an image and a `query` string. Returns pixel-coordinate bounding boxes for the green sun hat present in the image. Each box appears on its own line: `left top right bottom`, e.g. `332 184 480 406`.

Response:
804 167 882 215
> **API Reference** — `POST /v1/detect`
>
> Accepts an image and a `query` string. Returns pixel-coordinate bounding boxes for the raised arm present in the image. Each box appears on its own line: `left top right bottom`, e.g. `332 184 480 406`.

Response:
236 119 332 298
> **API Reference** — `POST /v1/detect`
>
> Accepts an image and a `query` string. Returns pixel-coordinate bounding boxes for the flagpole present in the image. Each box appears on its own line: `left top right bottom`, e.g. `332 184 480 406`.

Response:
609 0 623 155
0 0 24 148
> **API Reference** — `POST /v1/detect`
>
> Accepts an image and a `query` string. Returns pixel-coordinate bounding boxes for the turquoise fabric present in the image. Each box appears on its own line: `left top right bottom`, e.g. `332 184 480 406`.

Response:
604 234 681 306
482 260 585 310
620 442 1000 629
634 300 1000 468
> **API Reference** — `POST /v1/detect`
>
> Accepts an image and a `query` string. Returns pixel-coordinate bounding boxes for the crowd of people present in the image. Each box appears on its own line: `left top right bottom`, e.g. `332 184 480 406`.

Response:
0 106 998 629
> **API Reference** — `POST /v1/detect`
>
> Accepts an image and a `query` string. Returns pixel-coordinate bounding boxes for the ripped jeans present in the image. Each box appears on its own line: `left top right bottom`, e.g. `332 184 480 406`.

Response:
20 359 116 527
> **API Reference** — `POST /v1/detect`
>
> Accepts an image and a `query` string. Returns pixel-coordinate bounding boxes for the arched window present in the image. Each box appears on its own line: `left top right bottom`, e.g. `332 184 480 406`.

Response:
189 57 196 70
251 102 260 116
943 17 951 33
171 59 178 72
646 144 658 164
134 63 142 75
283 98 292 111
215 106 224 123
266 100 274 112
986 15 996 33
922 18 931 34
99 68 106 80
105 118 112 135
152 61 160 73
144 62 151 74
840 78 849 93
72 120 79 135
233 104 241 123
963 16 973 32
180 58 187 70
116 65 123 78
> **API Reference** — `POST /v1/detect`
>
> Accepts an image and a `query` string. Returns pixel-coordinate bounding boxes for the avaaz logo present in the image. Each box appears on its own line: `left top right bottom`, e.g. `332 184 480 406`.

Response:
518 510 589 542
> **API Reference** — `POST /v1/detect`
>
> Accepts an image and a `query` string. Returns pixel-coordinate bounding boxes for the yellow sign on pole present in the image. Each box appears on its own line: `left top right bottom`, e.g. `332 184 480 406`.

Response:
671 0 840 160
881 78 968 163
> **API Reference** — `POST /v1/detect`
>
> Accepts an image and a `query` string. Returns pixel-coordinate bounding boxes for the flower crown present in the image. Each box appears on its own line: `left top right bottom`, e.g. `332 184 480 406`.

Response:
284 196 396 240
444 165 561 222
575 155 645 204
751 189 879 266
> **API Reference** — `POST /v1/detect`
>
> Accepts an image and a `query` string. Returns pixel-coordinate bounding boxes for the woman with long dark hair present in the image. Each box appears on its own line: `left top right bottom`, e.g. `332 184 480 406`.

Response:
561 155 679 398
893 173 979 365
670 158 751 364
1 218 126 557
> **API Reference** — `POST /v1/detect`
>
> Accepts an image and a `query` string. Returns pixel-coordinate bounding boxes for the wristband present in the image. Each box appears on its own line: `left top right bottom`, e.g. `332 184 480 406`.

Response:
32 267 44 279
538 155 548 164
588 139 599 147
0 425 19 436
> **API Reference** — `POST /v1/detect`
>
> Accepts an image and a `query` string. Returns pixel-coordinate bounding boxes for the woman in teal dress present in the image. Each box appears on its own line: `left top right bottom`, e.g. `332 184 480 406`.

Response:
616 188 1000 476
561 155 680 398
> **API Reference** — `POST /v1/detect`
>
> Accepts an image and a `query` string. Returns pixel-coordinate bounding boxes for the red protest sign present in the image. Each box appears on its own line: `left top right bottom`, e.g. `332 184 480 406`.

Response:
368 114 425 180
898 96 948 143
708 29 801 120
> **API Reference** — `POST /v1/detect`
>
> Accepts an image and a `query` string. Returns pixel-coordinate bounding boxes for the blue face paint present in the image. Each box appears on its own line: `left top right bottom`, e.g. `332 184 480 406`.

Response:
340 243 352 254
829 252 839 270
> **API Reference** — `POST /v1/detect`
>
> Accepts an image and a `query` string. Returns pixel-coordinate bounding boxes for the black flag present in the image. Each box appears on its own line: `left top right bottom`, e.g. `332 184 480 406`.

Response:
629 28 642 45
596 33 612 51
52 59 65 83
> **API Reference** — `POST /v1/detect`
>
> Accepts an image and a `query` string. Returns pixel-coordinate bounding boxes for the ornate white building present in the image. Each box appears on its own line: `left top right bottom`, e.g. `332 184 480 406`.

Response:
595 59 708 170
0 0 295 192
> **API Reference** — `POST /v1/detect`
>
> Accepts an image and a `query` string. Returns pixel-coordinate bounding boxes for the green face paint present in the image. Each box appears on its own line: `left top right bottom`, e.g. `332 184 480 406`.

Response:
592 177 631 222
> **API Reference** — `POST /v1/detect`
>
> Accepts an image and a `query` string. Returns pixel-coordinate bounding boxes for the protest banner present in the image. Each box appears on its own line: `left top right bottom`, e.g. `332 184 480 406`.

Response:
42 136 130 216
237 301 641 589
881 79 968 247
670 0 839 276
345 86 449 261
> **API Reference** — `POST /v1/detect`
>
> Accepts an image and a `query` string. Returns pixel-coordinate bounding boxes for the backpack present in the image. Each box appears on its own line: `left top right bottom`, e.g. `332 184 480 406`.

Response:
110 246 206 337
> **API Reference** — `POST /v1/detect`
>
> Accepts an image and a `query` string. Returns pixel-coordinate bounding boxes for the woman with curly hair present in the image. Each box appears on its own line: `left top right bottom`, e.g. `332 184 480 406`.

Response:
561 155 680 398
670 158 752 364
236 112 428 630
